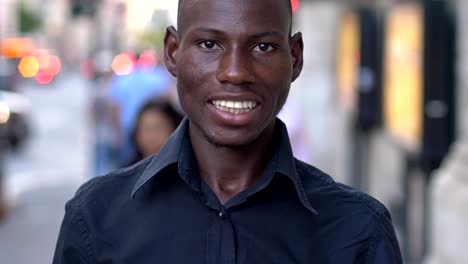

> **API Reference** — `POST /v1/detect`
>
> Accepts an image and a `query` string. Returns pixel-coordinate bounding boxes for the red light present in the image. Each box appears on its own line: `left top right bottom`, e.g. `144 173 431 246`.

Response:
291 0 300 13
35 69 55 84
44 55 62 76
137 50 157 68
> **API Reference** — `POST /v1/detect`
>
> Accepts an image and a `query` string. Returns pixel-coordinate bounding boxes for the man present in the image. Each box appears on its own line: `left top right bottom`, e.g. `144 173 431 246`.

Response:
53 0 403 263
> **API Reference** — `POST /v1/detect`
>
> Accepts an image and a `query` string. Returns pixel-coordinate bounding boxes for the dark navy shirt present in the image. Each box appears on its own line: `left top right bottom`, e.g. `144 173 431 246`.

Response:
53 119 402 263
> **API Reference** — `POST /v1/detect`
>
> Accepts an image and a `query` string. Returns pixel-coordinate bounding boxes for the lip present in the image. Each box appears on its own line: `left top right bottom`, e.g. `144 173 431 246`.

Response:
205 93 262 126
206 93 262 104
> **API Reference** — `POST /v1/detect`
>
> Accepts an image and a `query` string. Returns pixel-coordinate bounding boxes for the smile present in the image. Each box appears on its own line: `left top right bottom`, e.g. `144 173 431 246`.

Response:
211 100 258 115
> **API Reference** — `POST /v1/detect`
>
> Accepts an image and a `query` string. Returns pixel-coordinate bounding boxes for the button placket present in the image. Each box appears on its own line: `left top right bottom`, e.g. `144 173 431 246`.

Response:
219 210 236 264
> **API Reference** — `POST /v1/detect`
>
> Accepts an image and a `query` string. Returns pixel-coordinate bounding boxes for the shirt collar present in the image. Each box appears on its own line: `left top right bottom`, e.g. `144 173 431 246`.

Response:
273 119 319 215
131 118 188 197
131 118 318 215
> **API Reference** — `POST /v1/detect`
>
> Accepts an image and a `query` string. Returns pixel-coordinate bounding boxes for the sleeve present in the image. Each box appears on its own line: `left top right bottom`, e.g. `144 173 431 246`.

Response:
367 209 403 264
52 198 93 264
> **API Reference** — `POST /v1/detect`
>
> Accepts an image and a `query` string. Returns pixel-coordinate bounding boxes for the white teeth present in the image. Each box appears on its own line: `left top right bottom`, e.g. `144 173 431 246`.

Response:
212 100 258 114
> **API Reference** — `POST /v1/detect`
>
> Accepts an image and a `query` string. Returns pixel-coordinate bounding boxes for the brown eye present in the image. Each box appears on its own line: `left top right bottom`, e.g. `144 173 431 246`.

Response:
199 41 221 50
253 43 274 52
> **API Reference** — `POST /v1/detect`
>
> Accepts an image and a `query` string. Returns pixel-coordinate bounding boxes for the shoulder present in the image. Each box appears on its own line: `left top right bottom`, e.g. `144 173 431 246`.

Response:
295 160 401 261
70 157 153 211
295 159 393 226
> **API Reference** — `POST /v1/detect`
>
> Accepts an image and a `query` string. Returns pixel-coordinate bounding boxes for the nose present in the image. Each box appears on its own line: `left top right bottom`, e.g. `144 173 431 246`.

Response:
216 48 255 85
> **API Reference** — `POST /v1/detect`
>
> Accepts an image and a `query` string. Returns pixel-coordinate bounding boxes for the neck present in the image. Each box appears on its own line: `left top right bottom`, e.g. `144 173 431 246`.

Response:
189 122 276 204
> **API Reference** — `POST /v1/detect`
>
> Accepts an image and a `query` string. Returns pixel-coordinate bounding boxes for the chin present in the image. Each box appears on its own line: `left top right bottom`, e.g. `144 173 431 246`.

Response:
188 115 276 149
203 128 263 149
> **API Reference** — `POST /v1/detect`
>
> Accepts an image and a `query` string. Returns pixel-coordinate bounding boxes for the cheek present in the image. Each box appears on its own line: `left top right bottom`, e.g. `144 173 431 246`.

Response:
257 62 292 106
177 58 203 96
177 51 218 112
177 49 216 85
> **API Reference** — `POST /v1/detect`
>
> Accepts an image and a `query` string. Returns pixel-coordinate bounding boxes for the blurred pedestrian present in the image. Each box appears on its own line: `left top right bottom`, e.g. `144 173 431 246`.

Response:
90 70 120 176
124 98 183 166
108 52 174 165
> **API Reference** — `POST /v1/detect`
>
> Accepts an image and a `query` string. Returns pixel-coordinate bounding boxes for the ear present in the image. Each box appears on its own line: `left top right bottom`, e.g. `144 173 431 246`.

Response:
290 32 304 82
164 26 179 77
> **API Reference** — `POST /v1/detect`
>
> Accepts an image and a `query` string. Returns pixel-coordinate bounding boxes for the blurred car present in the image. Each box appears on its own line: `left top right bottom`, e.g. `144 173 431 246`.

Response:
0 90 31 151
0 56 31 151
0 113 6 147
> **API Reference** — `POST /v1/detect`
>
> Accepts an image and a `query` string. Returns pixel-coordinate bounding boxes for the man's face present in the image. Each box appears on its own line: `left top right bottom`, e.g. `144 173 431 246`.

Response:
165 0 303 147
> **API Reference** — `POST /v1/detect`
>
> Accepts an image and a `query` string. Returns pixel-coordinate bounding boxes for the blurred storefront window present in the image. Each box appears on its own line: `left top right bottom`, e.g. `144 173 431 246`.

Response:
336 11 360 113
383 3 423 151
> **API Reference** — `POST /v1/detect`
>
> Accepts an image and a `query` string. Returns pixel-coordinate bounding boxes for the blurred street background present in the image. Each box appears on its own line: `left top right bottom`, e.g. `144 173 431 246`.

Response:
1 0 468 263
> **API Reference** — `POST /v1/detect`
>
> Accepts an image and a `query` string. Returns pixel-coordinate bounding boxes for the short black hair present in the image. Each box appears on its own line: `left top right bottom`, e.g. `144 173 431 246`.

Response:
177 0 293 35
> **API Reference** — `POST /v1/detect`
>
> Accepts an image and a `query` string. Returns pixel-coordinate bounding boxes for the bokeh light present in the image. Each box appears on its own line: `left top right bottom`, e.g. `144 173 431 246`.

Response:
35 69 55 84
33 49 51 70
137 50 157 68
25 50 62 83
112 52 136 75
0 38 34 58
291 0 300 13
17 49 62 83
43 55 62 76
0 101 11 124
18 56 40 78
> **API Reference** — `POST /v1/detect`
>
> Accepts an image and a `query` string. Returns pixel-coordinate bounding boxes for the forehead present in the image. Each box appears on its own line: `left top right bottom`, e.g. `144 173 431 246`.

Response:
179 0 291 35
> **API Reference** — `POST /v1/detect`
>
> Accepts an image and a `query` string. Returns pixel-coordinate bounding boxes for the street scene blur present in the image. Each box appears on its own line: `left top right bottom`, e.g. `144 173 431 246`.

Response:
0 0 467 263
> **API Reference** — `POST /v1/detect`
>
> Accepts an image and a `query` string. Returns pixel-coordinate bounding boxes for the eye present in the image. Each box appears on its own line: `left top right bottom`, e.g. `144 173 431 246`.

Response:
252 43 275 52
199 41 221 50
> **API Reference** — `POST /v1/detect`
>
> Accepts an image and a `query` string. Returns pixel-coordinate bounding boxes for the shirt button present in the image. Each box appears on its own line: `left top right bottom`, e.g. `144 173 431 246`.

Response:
219 211 226 219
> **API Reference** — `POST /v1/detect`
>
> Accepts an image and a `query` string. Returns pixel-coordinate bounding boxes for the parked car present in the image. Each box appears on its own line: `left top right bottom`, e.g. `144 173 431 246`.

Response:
0 90 31 151
0 57 31 151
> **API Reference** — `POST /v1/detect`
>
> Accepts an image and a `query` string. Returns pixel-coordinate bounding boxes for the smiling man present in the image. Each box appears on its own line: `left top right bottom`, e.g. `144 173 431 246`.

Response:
53 0 402 263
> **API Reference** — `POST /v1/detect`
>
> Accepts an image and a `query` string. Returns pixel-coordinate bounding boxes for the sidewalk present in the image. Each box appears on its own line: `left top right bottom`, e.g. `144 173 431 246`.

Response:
0 181 81 264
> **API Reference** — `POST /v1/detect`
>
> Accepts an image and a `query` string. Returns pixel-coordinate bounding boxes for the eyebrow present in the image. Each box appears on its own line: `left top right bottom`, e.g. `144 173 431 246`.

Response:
250 31 284 39
191 27 286 38
191 27 224 35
